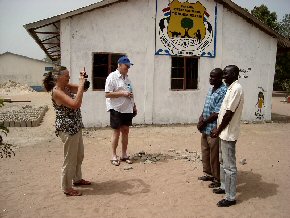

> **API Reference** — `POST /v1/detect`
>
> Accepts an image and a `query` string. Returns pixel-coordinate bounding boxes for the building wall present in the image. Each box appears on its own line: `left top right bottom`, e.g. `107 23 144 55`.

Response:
152 3 224 124
0 53 54 86
221 8 277 121
60 0 277 127
61 0 156 127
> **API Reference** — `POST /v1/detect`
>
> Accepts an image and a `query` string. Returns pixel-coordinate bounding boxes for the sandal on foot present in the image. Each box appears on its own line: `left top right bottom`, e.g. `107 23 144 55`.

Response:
120 157 133 164
64 189 82 196
73 179 91 186
198 175 214 181
217 199 236 207
110 159 120 166
208 181 221 188
213 188 225 194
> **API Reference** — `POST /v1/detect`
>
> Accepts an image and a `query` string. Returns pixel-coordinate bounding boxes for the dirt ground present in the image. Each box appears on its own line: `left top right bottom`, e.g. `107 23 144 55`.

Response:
0 92 290 218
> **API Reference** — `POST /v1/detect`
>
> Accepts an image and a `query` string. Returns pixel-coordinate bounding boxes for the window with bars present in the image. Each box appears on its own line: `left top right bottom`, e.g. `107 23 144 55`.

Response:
92 53 125 90
171 56 198 90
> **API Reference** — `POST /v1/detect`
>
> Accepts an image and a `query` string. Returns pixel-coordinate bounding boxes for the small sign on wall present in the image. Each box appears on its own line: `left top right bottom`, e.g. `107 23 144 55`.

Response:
45 66 54 71
155 0 217 57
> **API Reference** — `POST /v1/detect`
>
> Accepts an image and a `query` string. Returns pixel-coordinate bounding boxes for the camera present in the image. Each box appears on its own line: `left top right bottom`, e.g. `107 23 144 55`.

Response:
84 80 90 90
83 72 88 79
81 68 90 90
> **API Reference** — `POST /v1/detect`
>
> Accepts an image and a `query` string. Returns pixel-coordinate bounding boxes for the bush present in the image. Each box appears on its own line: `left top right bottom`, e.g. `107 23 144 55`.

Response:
282 79 290 95
0 98 9 144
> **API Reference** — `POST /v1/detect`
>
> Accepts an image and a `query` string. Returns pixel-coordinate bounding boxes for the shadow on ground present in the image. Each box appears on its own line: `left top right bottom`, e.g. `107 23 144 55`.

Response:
237 170 278 202
81 179 151 196
271 113 290 123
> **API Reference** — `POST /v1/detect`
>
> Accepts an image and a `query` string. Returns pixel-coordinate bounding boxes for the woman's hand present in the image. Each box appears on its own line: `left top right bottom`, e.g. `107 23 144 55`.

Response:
79 71 86 87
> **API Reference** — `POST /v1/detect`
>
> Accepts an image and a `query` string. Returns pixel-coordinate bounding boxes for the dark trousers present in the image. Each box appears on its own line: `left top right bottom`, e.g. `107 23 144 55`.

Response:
201 133 220 181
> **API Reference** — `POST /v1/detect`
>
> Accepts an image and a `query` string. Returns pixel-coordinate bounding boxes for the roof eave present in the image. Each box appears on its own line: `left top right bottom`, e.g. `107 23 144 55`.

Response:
216 0 290 49
23 0 127 30
23 0 128 62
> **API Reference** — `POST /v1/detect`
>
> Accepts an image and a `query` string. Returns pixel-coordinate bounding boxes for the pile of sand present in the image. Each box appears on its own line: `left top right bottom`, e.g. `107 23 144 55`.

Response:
0 80 35 96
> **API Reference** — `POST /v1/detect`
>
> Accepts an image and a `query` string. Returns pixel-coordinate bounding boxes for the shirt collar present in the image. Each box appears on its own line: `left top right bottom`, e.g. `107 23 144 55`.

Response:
116 70 128 79
227 80 238 90
210 83 226 93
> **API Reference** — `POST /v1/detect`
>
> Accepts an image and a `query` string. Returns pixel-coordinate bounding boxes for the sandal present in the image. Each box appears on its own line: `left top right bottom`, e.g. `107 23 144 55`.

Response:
110 159 120 166
64 189 82 196
213 188 225 194
120 157 133 164
73 179 91 186
208 181 221 188
198 175 214 181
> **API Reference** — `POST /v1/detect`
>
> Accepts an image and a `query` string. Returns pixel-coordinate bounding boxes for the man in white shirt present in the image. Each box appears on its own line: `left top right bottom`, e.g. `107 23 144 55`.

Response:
211 65 244 207
105 56 137 166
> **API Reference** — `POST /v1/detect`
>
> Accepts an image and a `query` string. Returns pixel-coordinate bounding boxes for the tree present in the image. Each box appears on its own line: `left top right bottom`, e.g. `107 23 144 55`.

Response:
273 52 290 91
275 14 290 91
250 5 290 91
243 8 249 13
0 98 15 158
0 98 9 145
251 4 279 31
278 14 290 39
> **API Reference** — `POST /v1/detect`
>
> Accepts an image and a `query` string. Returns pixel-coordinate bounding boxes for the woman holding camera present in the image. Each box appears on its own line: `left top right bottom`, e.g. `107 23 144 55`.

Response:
43 66 91 196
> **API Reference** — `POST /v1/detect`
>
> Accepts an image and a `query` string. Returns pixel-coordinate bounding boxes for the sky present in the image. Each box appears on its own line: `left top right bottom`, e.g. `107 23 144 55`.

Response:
0 0 289 60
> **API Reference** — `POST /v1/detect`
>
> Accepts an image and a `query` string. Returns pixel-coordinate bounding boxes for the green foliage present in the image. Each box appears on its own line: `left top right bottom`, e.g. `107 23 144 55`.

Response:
0 126 9 144
251 4 279 31
0 98 4 107
275 14 290 91
0 98 9 145
281 79 290 94
278 14 290 39
0 143 15 158
250 5 290 91
243 7 249 13
0 98 14 158
274 52 290 91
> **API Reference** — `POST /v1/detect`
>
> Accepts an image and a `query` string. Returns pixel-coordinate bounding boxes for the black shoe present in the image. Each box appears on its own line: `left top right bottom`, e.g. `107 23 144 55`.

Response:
198 175 214 181
208 181 221 188
217 199 236 207
213 188 225 194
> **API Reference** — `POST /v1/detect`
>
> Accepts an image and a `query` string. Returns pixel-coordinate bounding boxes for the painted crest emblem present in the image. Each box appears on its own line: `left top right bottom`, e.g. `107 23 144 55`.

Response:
156 0 216 57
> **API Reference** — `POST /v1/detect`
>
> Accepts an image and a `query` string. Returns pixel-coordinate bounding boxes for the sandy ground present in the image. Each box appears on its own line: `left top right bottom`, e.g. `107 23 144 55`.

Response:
0 93 290 218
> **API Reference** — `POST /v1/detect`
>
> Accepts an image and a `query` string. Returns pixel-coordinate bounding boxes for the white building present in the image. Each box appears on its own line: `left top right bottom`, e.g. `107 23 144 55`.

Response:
0 52 54 90
24 0 290 127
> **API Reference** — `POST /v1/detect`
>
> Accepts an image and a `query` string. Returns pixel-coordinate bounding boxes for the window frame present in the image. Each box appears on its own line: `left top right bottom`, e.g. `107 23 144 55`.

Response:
91 52 125 91
170 56 199 91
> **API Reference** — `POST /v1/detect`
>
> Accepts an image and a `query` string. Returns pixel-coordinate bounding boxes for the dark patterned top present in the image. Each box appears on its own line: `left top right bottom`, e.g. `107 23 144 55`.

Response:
202 83 227 135
52 87 84 136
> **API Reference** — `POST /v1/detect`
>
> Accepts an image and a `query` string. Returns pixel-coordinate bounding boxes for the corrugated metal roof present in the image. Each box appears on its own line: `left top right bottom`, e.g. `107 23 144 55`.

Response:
23 0 127 62
23 0 290 62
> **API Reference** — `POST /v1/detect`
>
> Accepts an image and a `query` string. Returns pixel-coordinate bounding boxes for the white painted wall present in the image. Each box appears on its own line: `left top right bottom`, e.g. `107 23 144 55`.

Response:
60 0 277 127
0 53 54 86
222 8 277 121
152 3 224 124
61 0 156 127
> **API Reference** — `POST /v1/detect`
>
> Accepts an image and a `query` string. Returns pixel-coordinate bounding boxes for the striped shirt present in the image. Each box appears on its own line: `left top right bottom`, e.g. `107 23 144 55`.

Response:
202 83 227 135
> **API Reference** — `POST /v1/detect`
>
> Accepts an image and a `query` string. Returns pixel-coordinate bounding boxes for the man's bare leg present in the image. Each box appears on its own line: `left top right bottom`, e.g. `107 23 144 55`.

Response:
121 125 129 158
112 128 120 160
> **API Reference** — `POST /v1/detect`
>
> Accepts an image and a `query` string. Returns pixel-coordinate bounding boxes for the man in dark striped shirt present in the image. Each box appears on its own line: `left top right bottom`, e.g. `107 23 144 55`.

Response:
197 68 227 189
